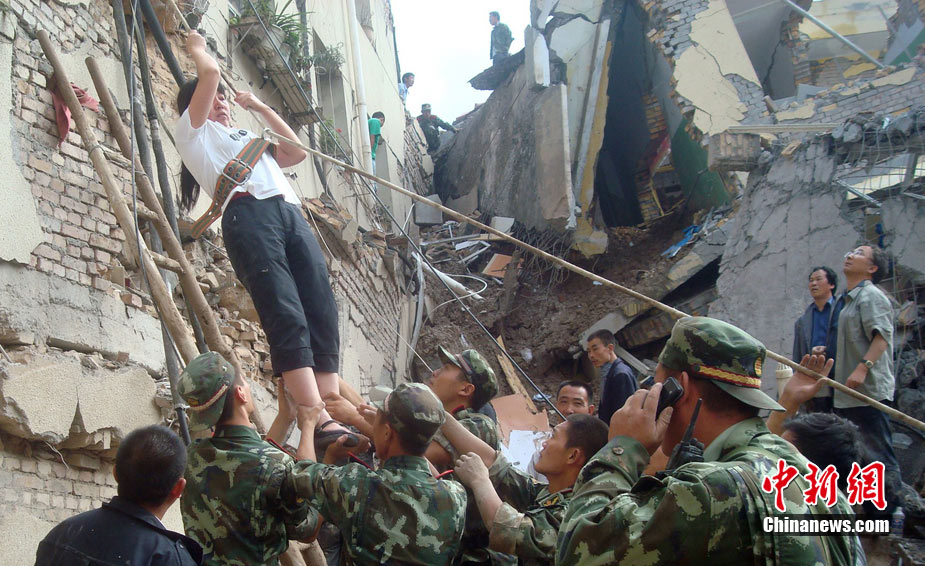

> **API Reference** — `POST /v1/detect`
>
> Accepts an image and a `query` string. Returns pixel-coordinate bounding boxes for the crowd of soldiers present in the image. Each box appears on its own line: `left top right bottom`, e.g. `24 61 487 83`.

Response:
38 302 897 565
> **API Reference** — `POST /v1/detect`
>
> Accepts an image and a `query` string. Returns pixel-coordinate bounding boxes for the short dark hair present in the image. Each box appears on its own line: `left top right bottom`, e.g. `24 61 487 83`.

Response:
564 414 608 464
401 72 414 82
870 246 889 284
489 11 500 19
587 329 616 347
217 374 246 425
782 413 860 491
689 377 759 418
372 111 385 120
808 266 838 294
115 426 186 507
556 380 593 404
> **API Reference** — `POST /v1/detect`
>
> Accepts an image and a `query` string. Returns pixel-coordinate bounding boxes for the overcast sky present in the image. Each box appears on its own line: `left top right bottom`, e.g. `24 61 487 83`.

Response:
392 1 531 121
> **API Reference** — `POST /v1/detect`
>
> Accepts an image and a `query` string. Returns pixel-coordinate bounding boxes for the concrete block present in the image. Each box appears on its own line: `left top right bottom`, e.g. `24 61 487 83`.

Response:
414 194 444 226
707 133 761 172
534 84 575 230
524 25 550 89
490 217 516 234
530 0 557 29
0 355 160 445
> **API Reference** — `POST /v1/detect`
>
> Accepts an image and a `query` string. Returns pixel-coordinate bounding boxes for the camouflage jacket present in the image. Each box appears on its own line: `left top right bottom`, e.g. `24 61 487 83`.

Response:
282 455 467 565
433 408 507 565
487 451 569 566
433 408 500 462
557 418 863 566
416 114 454 145
181 425 319 566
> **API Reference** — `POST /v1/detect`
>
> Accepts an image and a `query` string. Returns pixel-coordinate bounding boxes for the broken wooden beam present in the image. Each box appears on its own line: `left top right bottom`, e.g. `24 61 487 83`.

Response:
496 337 539 413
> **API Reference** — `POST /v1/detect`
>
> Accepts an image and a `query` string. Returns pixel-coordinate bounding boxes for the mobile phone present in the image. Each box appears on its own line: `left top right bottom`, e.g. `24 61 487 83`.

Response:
655 376 684 419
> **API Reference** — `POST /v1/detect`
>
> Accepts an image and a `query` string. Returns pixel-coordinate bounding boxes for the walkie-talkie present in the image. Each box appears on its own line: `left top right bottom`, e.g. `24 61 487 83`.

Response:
663 398 704 473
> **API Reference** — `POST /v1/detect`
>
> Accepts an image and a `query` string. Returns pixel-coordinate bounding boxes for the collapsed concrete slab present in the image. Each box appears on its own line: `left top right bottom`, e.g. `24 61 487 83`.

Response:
0 264 166 374
0 354 160 445
436 66 575 232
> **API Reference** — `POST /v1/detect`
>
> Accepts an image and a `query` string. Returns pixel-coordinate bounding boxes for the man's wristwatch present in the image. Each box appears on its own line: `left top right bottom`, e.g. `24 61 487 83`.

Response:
861 359 874 369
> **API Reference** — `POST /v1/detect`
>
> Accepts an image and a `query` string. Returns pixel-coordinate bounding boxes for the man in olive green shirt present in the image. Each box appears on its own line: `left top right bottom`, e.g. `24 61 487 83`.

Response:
834 244 900 510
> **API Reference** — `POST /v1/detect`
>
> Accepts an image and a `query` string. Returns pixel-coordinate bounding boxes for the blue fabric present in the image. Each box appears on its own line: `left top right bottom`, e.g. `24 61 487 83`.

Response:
810 298 834 348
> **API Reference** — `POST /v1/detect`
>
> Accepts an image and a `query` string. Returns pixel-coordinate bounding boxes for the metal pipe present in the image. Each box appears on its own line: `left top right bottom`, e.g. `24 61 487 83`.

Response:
346 0 373 173
134 19 209 355
139 0 187 85
781 0 885 69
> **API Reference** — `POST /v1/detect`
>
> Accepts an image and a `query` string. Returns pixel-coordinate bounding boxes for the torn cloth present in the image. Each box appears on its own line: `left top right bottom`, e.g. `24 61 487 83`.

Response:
50 77 99 146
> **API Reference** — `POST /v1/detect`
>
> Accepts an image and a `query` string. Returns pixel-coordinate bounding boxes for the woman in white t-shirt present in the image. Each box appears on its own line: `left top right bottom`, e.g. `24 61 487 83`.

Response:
175 32 350 446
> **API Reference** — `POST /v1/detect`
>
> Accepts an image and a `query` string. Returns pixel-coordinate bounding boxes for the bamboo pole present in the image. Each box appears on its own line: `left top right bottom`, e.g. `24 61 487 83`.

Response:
38 30 199 365
262 129 925 433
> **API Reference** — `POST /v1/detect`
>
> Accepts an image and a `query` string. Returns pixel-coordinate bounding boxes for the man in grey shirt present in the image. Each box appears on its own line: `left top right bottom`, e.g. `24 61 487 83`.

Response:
834 244 900 511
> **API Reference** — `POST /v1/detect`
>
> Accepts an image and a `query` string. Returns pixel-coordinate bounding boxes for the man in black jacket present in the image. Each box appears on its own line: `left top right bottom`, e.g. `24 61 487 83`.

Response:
35 425 202 566
587 329 637 425
792 266 843 412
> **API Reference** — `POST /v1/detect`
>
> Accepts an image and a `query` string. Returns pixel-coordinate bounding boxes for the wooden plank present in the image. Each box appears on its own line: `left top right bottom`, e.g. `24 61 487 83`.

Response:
495 336 539 413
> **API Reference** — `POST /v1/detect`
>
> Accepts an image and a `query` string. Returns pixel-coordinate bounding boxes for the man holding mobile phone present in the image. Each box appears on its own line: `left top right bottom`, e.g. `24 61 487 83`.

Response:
557 317 863 566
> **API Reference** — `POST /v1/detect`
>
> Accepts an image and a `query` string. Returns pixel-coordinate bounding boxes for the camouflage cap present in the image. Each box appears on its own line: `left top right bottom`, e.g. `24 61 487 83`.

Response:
177 352 236 432
438 346 499 408
421 103 432 112
658 317 784 412
369 382 446 446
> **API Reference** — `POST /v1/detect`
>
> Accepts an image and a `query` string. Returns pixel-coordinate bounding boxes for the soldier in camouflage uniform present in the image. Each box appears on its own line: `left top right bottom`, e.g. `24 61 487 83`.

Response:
441 411 608 565
281 382 467 565
416 104 457 154
556 317 864 565
425 346 505 565
177 352 320 566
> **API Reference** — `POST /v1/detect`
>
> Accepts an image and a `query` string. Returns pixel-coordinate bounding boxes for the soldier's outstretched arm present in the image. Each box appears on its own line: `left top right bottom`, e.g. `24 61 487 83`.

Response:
436 410 497 468
555 437 722 566
488 495 563 562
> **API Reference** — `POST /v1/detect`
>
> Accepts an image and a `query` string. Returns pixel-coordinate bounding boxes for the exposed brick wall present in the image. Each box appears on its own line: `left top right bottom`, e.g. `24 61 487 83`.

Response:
777 64 925 126
0 0 426 550
8 0 131 295
0 432 117 525
641 0 768 137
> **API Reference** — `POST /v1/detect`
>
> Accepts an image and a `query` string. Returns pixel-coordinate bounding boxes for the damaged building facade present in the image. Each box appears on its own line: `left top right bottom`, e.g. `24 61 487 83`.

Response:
0 0 428 562
424 0 924 486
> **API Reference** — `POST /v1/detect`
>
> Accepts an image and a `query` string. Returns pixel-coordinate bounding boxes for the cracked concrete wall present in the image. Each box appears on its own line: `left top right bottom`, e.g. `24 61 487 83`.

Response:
0 264 167 373
0 355 160 444
435 65 576 232
672 0 763 137
0 15 41 265
709 141 923 400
